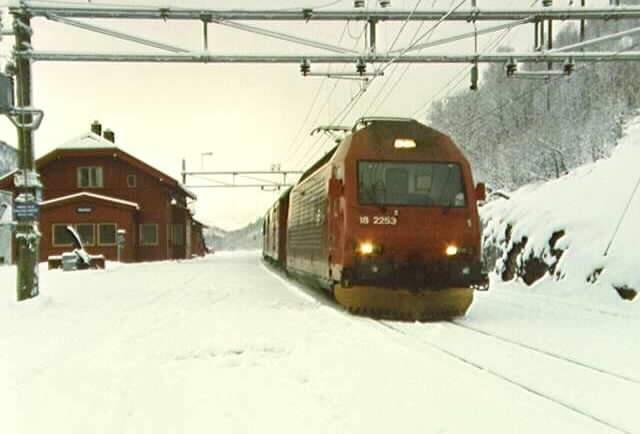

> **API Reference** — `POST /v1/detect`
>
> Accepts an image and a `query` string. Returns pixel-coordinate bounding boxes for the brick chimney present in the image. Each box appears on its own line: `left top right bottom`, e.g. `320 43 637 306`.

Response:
91 120 102 136
103 129 115 143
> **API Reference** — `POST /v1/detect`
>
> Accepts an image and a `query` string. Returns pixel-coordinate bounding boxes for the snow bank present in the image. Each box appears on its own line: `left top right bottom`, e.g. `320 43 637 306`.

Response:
6 254 621 433
482 115 640 306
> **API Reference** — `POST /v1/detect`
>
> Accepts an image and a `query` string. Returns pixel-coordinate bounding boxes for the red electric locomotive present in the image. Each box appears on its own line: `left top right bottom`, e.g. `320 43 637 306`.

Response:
264 117 486 320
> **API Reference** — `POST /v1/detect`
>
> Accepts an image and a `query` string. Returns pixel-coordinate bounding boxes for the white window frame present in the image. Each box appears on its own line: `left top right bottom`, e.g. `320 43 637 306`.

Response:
77 166 104 188
127 174 137 188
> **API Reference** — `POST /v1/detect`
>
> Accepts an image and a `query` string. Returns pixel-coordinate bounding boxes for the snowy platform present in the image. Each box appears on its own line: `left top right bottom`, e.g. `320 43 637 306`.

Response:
1 252 638 433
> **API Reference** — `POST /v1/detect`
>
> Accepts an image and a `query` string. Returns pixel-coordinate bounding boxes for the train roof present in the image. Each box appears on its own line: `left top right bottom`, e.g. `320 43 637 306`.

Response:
297 145 339 184
352 116 417 132
294 118 452 187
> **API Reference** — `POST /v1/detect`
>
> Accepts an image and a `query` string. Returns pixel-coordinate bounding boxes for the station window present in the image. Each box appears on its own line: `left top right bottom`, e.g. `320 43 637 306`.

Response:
52 224 73 247
127 174 137 188
78 167 104 188
98 223 117 246
75 223 95 246
140 224 158 246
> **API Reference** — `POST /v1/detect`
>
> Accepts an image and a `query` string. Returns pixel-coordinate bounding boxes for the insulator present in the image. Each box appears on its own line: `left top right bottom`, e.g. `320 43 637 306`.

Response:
470 64 479 91
356 60 367 75
542 0 552 6
379 0 391 7
505 60 518 77
563 60 576 76
354 0 365 7
300 59 311 76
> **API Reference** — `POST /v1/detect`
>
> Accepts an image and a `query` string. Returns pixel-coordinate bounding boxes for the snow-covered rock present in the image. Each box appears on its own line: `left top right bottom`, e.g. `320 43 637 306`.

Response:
482 115 640 303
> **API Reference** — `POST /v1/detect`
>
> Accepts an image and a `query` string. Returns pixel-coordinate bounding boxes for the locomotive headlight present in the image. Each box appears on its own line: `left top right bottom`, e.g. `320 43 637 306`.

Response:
394 138 416 149
357 241 380 256
445 244 459 257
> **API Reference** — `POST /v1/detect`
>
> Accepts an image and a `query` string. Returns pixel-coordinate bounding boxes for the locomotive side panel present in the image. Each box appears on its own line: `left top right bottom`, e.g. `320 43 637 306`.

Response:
262 205 277 262
263 189 291 267
286 164 332 285
276 190 290 267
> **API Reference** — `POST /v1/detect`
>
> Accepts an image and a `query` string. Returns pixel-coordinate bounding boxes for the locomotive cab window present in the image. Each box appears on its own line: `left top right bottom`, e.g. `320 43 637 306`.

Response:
358 161 466 208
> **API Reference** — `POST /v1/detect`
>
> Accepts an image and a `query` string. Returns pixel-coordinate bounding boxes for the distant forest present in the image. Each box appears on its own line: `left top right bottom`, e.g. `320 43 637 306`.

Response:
427 0 640 191
205 218 263 251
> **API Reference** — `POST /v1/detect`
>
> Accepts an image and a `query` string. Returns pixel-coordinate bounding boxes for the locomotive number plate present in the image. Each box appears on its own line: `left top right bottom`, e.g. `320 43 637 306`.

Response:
360 216 398 225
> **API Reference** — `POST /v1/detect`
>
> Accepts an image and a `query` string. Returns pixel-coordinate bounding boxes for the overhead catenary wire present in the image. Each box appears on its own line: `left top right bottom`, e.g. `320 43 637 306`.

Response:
293 81 368 169
293 0 434 168
286 1 375 170
295 83 368 169
362 0 468 116
363 0 437 115
410 25 514 119
285 19 367 169
366 0 466 115
411 0 540 120
280 20 350 165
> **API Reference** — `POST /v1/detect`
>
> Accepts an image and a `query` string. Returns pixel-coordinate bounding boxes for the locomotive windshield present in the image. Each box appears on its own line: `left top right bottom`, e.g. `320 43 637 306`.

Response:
358 161 466 208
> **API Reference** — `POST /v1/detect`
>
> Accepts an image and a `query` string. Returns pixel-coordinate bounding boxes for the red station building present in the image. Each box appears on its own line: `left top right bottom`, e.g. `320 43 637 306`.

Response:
0 122 209 263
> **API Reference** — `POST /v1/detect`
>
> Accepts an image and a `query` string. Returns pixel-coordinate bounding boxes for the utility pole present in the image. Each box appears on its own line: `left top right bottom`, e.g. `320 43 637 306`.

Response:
13 8 41 301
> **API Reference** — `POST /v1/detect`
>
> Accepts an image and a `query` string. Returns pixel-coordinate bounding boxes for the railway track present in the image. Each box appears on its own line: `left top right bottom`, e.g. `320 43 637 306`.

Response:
449 320 640 385
263 256 638 432
377 320 636 434
485 288 640 322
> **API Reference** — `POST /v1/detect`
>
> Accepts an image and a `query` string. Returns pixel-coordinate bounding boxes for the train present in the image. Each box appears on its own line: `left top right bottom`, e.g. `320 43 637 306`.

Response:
263 117 487 321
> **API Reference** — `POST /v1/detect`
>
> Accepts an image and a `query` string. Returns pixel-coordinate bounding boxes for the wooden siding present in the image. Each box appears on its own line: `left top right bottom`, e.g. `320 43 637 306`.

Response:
287 164 331 278
41 198 138 262
1 149 201 263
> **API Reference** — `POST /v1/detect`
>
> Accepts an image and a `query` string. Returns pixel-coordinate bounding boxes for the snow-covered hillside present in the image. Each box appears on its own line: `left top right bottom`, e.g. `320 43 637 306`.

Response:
2 253 639 433
482 115 640 304
206 218 262 251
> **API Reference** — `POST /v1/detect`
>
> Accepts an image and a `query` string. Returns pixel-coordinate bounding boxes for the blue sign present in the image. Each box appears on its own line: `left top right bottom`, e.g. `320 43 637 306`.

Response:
14 201 40 221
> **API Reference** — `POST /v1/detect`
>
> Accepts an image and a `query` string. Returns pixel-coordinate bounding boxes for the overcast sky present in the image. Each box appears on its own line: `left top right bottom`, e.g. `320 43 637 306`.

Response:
0 0 612 229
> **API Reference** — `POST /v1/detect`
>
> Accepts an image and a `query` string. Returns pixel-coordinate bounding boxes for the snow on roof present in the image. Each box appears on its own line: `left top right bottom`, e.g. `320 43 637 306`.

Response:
41 192 140 210
57 132 117 151
48 131 196 200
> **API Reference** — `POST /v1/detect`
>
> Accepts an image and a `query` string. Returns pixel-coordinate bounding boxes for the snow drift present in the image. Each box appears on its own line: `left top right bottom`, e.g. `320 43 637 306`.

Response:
482 115 640 304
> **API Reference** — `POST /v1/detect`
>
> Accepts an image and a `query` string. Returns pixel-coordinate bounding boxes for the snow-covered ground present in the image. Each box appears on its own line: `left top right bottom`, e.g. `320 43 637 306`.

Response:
2 252 638 434
482 115 640 301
